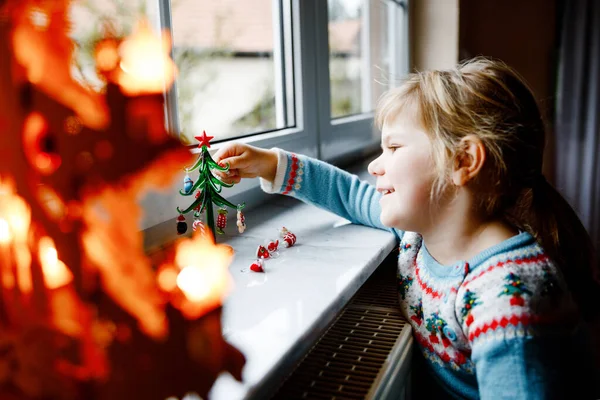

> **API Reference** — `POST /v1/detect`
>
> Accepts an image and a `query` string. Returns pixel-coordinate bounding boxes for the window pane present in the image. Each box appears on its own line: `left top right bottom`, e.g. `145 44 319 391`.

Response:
70 1 160 91
328 0 393 119
170 0 296 144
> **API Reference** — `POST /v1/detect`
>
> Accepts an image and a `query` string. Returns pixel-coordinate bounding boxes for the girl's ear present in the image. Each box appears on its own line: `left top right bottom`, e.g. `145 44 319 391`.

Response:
451 135 486 186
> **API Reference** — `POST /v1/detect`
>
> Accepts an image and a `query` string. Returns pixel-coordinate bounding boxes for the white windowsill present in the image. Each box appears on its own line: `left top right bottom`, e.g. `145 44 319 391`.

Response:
144 159 398 399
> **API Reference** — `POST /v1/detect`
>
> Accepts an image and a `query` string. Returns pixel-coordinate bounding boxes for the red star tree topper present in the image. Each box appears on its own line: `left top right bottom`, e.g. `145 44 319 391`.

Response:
195 130 214 148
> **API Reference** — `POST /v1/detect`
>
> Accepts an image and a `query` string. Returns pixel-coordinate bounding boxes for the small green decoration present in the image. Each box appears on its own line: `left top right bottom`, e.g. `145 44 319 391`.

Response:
176 131 244 238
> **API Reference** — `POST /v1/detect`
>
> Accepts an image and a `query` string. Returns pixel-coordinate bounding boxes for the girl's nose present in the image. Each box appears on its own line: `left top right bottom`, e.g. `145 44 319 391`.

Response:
368 154 384 176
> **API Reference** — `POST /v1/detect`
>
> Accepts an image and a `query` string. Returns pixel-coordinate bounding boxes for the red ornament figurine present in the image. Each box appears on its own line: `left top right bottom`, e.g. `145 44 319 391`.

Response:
283 232 296 248
192 219 205 233
266 239 279 252
176 214 187 235
216 208 228 235
257 245 270 259
249 259 264 273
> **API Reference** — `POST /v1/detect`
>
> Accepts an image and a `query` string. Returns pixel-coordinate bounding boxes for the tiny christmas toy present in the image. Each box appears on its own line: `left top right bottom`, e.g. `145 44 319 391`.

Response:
177 214 188 235
266 239 279 252
283 231 297 248
237 204 246 233
193 218 206 233
279 226 290 237
176 131 246 237
216 208 228 235
249 259 264 273
183 174 193 194
257 245 270 259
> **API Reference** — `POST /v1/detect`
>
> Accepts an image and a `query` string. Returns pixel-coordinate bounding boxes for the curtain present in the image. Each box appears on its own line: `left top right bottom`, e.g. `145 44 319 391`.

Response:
555 0 600 254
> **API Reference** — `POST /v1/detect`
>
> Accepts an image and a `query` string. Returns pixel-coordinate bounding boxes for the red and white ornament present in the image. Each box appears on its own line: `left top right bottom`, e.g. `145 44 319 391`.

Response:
249 259 264 273
266 239 279 252
279 226 290 238
237 205 246 233
216 208 227 235
282 232 296 248
192 219 205 233
256 245 270 259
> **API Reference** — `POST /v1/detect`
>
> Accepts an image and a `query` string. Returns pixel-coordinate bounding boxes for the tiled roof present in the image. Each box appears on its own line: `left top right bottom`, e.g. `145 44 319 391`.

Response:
69 0 360 54
171 0 360 53
171 0 274 52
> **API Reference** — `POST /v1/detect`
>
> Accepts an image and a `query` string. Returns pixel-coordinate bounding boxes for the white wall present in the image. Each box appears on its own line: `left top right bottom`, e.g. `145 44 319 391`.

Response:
411 0 459 71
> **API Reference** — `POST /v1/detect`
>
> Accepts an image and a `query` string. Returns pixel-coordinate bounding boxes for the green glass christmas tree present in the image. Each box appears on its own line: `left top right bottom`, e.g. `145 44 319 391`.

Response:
176 131 246 238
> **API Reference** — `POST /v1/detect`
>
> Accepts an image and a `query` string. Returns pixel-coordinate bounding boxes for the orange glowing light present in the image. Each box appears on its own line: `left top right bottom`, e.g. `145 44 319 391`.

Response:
177 267 212 302
22 112 62 175
39 237 73 290
0 179 30 239
28 7 49 31
37 185 66 221
172 233 233 318
95 39 120 72
5 193 31 242
0 179 34 293
117 19 177 95
0 218 11 243
16 253 32 293
0 218 14 289
157 266 178 292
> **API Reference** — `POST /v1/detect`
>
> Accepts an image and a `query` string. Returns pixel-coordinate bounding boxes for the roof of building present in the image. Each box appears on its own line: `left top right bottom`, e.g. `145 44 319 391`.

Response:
69 0 360 54
171 0 360 53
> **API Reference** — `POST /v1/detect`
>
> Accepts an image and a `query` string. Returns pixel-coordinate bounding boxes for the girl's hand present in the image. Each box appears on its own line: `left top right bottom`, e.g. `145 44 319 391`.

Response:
213 143 278 184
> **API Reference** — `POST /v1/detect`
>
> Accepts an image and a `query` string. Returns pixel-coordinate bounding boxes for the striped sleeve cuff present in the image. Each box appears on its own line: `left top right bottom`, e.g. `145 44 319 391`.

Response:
259 148 289 193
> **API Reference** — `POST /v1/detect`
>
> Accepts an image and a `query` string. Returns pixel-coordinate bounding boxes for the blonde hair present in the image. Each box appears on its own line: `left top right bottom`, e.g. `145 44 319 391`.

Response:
376 57 599 319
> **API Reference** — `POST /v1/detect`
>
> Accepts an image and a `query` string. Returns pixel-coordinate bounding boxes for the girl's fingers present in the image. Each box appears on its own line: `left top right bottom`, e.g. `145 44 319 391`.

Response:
214 143 248 165
213 145 238 164
215 170 241 184
218 155 246 171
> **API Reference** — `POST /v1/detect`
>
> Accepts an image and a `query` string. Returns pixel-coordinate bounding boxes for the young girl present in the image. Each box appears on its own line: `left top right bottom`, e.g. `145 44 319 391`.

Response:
214 58 599 399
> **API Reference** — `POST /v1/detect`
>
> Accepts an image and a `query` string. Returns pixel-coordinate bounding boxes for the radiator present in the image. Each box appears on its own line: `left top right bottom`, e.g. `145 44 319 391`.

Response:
271 254 413 399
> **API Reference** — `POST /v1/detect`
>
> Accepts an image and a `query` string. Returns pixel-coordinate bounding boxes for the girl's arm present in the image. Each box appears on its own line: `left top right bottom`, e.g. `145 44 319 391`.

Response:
260 149 402 240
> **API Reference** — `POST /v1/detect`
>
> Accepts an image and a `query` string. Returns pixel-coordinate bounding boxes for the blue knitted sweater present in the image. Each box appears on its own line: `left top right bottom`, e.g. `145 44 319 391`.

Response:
260 149 596 399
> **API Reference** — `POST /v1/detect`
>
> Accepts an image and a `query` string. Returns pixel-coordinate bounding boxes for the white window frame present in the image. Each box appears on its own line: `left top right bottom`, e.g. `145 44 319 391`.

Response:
318 0 410 162
140 0 409 232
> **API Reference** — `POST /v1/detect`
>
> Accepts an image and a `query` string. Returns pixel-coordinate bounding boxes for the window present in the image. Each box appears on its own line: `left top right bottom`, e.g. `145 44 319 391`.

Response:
319 0 408 161
69 1 164 90
329 0 392 119
68 1 409 229
166 0 296 145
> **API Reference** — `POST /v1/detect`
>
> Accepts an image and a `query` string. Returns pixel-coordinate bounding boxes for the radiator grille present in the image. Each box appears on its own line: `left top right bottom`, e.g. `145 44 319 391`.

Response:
271 255 408 399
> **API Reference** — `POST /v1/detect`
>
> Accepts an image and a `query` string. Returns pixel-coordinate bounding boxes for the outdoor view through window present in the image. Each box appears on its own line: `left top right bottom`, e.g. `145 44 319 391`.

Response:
329 0 392 119
69 0 398 144
170 0 296 144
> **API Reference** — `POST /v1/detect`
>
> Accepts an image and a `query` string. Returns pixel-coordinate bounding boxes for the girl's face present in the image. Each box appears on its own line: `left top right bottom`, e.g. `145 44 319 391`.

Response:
368 112 438 232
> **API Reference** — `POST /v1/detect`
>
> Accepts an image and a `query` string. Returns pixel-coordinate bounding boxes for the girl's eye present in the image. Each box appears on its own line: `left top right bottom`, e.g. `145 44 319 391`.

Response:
388 146 400 152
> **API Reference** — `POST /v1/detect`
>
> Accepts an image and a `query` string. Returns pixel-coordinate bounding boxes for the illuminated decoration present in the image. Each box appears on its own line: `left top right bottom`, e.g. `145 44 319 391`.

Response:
165 233 234 319
0 1 245 399
117 18 178 96
177 131 246 237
